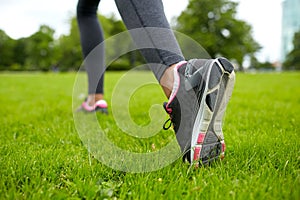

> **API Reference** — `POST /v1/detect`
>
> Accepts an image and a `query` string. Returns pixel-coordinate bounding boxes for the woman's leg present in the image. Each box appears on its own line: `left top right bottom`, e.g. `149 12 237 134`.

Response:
77 0 105 105
114 0 185 98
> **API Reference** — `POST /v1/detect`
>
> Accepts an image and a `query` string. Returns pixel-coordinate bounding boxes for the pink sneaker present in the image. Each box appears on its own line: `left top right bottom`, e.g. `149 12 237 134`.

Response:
79 99 108 114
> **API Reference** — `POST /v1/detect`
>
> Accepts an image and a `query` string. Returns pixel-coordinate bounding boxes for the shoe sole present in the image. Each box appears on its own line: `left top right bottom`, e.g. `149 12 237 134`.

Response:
95 107 108 114
190 58 235 166
77 105 108 114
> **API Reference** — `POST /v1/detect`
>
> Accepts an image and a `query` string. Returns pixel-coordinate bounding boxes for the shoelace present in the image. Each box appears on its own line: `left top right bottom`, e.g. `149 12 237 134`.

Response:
163 118 172 130
163 102 173 130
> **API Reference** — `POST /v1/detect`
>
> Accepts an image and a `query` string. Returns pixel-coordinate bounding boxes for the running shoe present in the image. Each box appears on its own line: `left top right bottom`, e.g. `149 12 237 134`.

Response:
163 58 235 166
78 99 108 114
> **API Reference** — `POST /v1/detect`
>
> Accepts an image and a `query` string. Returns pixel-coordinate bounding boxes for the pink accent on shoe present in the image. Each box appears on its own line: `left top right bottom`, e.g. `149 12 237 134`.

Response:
81 99 108 112
166 107 172 114
194 146 201 160
197 133 205 144
166 61 188 110
221 141 226 153
95 100 108 108
81 101 96 112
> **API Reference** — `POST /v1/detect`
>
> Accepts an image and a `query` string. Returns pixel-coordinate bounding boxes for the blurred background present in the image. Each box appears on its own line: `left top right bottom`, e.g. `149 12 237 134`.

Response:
0 0 299 71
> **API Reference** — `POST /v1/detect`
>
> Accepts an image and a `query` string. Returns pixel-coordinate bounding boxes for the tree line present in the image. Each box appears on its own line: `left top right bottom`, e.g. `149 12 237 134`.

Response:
0 0 298 71
0 14 130 71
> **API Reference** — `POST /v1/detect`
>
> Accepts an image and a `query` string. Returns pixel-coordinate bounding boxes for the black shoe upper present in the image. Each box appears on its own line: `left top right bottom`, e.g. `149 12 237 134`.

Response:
163 59 210 155
163 58 235 164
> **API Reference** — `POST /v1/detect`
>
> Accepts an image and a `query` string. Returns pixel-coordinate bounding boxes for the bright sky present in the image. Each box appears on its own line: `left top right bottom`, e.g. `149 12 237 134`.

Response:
0 0 282 62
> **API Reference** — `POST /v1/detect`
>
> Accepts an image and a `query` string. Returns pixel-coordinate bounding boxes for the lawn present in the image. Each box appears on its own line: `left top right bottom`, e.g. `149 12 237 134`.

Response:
0 71 299 199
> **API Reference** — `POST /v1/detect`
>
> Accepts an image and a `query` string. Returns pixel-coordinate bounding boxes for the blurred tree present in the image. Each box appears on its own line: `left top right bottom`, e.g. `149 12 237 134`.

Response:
0 14 139 71
0 30 15 69
283 30 300 70
25 25 56 71
57 14 130 71
249 56 274 70
176 0 260 68
56 17 82 71
13 38 28 70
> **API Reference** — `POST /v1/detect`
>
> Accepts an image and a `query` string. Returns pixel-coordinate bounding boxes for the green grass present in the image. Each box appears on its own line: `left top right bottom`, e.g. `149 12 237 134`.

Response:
0 71 299 199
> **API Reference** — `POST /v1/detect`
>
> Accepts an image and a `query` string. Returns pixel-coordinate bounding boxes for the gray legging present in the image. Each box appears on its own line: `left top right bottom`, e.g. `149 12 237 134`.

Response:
77 0 185 94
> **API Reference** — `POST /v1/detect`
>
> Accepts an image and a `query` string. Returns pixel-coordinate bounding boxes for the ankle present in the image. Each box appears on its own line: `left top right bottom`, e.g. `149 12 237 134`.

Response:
160 63 178 98
87 94 104 106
